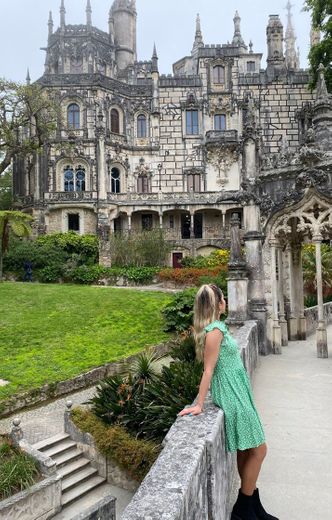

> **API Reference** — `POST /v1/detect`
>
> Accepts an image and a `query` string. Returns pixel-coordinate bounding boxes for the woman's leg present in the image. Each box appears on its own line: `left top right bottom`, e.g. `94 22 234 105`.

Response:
240 443 267 495
237 449 250 480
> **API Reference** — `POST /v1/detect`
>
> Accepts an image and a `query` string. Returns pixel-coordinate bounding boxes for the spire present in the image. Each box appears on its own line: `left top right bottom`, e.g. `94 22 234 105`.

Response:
26 68 31 85
151 43 159 73
48 11 54 38
232 11 246 49
285 1 299 70
192 13 204 55
60 0 66 29
86 0 92 28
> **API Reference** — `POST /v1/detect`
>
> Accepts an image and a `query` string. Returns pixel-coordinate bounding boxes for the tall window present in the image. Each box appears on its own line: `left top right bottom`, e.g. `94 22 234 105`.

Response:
186 110 199 135
111 108 120 134
214 114 226 131
187 174 201 192
68 213 80 231
137 175 150 193
111 167 121 193
213 65 225 84
247 61 256 72
137 114 147 138
64 165 86 192
67 103 80 129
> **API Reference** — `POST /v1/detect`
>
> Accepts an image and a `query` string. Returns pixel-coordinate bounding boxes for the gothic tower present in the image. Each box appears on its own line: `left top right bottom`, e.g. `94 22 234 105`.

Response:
110 0 137 70
266 14 286 78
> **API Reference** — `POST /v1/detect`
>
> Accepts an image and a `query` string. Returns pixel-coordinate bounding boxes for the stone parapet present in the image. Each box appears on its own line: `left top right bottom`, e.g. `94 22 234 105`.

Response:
120 320 259 520
304 302 332 336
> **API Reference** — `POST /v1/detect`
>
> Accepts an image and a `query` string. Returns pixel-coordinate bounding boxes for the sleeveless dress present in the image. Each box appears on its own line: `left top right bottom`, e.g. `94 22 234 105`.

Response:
204 320 265 452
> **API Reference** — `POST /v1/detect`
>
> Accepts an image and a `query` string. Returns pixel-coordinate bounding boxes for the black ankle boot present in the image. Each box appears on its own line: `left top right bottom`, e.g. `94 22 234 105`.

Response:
252 488 279 520
231 489 257 520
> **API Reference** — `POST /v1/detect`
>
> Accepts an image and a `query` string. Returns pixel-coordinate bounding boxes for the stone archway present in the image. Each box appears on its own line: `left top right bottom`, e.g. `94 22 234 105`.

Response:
265 188 332 358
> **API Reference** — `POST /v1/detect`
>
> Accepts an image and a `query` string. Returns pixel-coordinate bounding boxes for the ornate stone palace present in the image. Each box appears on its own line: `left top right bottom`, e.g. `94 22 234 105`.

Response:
13 0 332 354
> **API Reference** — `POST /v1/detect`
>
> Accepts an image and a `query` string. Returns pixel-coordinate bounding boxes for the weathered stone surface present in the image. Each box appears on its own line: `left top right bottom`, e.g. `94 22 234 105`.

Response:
304 302 332 337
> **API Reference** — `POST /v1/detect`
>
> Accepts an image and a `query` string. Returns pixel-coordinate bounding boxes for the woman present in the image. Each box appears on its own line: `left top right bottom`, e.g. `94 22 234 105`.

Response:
178 284 278 520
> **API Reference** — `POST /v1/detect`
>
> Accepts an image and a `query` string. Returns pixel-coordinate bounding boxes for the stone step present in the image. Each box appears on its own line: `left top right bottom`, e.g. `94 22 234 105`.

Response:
50 483 116 520
62 466 99 492
57 457 91 479
52 447 83 468
43 439 77 458
62 475 106 506
32 432 70 452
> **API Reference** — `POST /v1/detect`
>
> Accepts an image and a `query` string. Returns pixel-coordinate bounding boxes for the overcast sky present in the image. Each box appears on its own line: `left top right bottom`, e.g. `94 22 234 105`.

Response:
0 0 311 83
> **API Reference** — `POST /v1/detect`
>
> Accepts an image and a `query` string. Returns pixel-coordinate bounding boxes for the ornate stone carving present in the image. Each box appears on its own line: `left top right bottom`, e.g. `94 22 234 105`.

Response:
133 157 153 177
207 145 240 187
295 168 328 190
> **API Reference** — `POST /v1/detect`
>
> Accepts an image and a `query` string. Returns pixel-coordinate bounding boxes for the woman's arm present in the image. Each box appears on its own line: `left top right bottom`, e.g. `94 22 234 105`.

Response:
178 328 222 416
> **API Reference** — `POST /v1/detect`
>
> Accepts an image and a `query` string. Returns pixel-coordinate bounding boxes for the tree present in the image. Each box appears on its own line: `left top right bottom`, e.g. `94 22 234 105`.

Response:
0 168 12 209
304 0 332 91
0 211 33 281
0 80 59 176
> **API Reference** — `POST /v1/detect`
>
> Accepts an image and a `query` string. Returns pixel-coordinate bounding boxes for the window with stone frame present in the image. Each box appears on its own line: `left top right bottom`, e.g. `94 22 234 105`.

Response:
137 114 147 138
111 167 121 193
142 214 153 230
187 173 201 192
186 110 199 135
213 65 225 84
137 175 150 193
67 103 80 129
64 165 86 192
111 108 120 134
247 61 256 72
68 213 80 231
214 114 227 131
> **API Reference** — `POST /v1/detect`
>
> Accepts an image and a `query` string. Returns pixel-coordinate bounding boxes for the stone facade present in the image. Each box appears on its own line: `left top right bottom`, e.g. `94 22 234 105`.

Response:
13 1 332 352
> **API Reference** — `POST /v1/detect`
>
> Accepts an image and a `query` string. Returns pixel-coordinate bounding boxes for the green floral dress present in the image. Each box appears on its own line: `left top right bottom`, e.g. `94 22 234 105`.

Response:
204 320 265 452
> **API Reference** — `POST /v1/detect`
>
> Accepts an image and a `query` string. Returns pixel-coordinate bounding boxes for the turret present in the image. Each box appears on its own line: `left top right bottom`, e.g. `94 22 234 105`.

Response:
48 11 54 39
60 0 66 31
110 0 137 70
26 68 31 85
266 15 286 78
151 43 159 73
192 14 204 56
151 44 160 114
232 11 247 51
313 63 332 150
86 0 92 30
285 1 299 70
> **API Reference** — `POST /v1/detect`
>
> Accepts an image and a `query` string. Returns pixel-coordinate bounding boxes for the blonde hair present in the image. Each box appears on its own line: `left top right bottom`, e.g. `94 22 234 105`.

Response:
193 284 223 361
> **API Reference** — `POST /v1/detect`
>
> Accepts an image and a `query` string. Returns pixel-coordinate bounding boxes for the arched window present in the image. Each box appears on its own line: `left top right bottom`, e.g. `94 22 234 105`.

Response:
75 166 86 192
137 175 150 193
213 65 225 84
214 114 226 131
111 108 120 134
64 166 74 192
111 167 121 193
64 165 86 192
67 103 80 129
137 114 147 138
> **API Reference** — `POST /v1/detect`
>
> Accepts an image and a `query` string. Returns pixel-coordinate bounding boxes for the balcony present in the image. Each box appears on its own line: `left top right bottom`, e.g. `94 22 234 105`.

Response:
205 130 239 149
44 191 98 203
107 192 221 205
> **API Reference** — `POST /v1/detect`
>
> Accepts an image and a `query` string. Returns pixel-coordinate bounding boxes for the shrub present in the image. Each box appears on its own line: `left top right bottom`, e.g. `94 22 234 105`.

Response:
70 408 161 482
180 249 230 268
109 229 171 267
198 269 228 296
162 287 196 332
0 436 40 500
158 266 225 286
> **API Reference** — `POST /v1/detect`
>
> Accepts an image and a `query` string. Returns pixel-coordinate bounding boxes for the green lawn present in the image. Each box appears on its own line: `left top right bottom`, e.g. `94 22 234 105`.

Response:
0 282 172 402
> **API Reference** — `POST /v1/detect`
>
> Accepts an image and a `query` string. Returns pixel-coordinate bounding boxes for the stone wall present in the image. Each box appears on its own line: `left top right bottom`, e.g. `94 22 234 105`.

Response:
120 320 259 520
304 302 332 336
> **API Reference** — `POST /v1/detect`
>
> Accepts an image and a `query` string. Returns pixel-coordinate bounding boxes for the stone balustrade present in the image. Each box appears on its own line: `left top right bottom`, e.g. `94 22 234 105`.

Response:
304 301 332 336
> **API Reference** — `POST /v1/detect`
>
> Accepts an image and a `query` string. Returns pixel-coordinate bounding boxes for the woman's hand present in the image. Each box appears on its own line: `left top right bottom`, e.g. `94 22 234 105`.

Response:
177 404 203 417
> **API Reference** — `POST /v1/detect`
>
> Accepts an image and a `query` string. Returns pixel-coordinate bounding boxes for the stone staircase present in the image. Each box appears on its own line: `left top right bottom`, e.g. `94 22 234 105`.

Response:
33 432 109 515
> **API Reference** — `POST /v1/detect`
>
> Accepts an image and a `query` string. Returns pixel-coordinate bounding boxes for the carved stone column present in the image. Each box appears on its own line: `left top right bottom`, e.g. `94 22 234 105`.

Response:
269 239 282 354
277 245 288 346
96 110 107 200
286 244 298 340
227 213 248 326
313 236 328 358
243 202 268 354
293 244 306 340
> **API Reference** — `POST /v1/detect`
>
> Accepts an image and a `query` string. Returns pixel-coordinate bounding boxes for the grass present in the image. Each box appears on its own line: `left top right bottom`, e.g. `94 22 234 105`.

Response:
0 436 40 499
0 282 172 402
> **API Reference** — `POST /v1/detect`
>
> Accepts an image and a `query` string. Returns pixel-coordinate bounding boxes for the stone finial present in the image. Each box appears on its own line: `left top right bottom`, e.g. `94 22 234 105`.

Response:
10 418 23 445
26 68 31 85
230 213 243 264
285 0 299 70
86 0 92 28
66 400 73 410
192 13 204 55
232 10 246 48
60 0 66 28
249 40 253 53
316 63 329 100
151 43 159 73
48 11 54 38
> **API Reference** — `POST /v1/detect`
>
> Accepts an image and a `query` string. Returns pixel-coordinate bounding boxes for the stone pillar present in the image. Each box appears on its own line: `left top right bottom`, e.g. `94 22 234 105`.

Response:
314 237 328 358
293 245 306 340
269 240 282 354
243 202 268 354
277 246 288 346
96 110 107 200
221 211 226 230
159 213 163 229
128 214 132 231
286 244 298 340
227 214 248 326
190 213 194 239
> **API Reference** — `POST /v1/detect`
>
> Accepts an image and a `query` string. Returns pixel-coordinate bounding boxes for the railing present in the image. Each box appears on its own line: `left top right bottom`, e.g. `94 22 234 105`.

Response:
44 191 98 202
205 129 239 146
107 192 222 204
163 226 229 241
